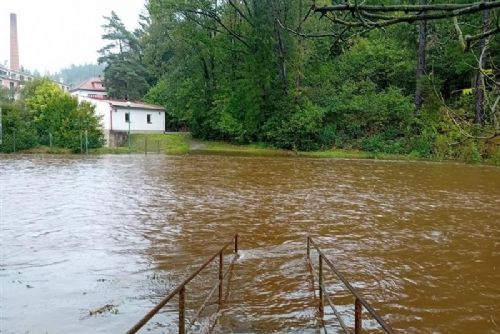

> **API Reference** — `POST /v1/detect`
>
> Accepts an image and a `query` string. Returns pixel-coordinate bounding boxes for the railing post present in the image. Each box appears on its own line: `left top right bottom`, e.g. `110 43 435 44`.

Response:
218 251 223 309
318 254 324 319
179 286 186 334
234 234 238 253
307 237 310 259
355 297 362 334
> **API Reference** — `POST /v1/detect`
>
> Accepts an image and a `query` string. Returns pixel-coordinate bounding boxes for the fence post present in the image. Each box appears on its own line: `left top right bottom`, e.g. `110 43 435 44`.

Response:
80 132 83 154
49 132 52 150
13 129 16 152
85 130 88 154
179 286 186 334
319 254 324 319
355 298 362 334
145 137 148 155
0 106 2 146
157 140 160 154
218 251 223 309
307 237 310 259
234 234 238 253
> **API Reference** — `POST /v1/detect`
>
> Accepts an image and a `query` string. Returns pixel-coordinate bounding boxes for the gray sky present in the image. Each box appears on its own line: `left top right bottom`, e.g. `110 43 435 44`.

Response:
0 0 146 74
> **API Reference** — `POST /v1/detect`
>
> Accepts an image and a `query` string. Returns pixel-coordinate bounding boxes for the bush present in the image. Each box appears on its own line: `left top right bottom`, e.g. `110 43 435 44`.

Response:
267 98 325 151
23 79 104 152
0 104 38 153
459 141 482 164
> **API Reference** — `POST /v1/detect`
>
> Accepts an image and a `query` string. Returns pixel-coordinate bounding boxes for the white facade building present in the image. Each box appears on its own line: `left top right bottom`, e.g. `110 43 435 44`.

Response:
81 97 166 146
71 77 107 99
0 65 69 99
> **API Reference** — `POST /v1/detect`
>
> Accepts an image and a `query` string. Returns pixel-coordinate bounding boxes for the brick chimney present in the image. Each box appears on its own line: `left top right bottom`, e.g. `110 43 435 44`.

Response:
10 13 20 71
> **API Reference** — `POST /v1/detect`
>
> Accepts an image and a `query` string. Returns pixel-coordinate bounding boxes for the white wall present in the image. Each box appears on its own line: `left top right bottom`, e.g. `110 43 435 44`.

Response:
79 97 165 133
72 89 107 98
112 106 165 132
89 99 112 130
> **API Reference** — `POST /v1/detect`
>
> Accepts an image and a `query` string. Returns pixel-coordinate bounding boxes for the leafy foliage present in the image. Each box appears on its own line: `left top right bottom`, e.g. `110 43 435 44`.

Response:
100 0 499 161
98 11 150 100
1 79 104 152
0 103 38 153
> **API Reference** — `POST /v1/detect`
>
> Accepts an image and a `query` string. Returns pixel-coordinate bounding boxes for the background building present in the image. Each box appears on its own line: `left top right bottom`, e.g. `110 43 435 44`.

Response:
70 76 107 99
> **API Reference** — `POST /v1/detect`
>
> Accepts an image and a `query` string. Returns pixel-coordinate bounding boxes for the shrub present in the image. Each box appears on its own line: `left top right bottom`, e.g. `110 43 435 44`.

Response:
0 104 38 153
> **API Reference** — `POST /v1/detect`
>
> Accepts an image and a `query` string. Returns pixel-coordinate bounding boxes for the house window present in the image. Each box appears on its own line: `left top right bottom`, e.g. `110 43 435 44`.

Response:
125 112 130 123
147 114 152 124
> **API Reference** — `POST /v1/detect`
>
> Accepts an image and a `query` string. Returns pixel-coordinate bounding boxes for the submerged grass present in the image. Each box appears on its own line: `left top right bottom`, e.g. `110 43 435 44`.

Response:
17 146 73 154
194 139 423 161
193 140 294 157
299 149 424 161
8 133 498 165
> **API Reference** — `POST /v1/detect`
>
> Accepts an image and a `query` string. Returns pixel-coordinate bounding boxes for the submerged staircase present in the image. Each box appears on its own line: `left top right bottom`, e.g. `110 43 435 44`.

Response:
126 234 395 334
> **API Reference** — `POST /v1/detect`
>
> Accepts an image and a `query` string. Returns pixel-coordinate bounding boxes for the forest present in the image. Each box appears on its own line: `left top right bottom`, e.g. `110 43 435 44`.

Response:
98 0 499 162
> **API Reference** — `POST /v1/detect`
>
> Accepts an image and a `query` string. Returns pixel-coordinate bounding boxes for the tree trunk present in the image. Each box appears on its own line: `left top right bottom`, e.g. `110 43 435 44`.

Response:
296 0 303 93
474 1 490 125
415 0 427 113
272 2 288 91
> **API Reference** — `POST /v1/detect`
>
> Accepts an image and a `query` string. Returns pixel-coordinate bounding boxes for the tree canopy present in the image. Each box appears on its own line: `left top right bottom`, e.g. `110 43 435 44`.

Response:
98 11 151 100
1 79 104 152
100 0 499 162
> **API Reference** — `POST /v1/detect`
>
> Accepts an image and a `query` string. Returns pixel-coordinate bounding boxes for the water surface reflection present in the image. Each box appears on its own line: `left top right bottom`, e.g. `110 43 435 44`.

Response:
1 155 499 333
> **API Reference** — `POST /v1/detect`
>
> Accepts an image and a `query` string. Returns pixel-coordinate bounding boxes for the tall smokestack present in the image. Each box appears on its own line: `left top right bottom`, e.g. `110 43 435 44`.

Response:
10 13 20 71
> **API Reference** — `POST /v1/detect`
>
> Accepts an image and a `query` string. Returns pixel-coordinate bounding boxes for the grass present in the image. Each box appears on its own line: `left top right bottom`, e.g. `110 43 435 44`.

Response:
7 133 498 165
15 145 73 154
193 139 422 161
192 140 294 157
299 148 423 161
90 133 190 155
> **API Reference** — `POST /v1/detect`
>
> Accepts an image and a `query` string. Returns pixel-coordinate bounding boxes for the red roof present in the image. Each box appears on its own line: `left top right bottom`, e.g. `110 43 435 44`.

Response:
72 77 106 92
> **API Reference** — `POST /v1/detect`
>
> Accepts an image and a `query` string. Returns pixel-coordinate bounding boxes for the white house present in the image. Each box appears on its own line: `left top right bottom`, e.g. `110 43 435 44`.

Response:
80 97 166 147
71 77 107 99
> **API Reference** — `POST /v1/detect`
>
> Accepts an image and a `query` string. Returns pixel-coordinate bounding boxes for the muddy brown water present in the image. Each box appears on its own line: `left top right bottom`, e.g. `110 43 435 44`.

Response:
1 155 499 333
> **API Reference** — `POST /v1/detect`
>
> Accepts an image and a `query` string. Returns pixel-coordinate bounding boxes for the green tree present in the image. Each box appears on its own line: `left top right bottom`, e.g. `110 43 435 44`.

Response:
23 79 104 151
102 0 499 160
98 11 150 100
0 103 38 153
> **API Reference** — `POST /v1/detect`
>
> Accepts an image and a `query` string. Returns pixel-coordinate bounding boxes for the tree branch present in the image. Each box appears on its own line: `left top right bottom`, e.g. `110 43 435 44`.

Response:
313 2 500 14
228 0 254 27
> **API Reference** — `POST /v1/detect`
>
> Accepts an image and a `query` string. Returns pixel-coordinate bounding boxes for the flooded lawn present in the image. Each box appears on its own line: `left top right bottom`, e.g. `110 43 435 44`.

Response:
1 155 499 333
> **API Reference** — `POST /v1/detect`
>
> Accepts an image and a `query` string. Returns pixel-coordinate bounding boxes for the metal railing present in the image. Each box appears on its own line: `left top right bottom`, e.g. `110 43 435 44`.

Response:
306 237 395 334
127 234 239 334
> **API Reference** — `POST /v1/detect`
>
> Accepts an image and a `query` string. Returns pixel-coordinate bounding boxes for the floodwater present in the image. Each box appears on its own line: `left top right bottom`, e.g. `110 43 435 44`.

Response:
0 155 499 334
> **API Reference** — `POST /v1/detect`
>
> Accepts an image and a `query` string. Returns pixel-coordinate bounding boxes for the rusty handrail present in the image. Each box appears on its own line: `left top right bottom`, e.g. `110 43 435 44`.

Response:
307 236 395 334
127 234 239 334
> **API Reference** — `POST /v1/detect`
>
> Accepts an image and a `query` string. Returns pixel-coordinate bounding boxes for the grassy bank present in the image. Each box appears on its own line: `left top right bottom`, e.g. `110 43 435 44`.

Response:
6 132 498 165
189 137 498 165
13 146 74 154
190 138 425 161
90 133 190 155
191 140 294 157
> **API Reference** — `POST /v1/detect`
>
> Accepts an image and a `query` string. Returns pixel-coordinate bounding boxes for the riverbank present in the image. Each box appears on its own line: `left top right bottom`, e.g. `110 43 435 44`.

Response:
4 132 499 165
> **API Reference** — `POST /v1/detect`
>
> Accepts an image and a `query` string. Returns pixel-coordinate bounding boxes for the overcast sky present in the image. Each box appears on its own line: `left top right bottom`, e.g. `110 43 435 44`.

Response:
0 0 146 74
